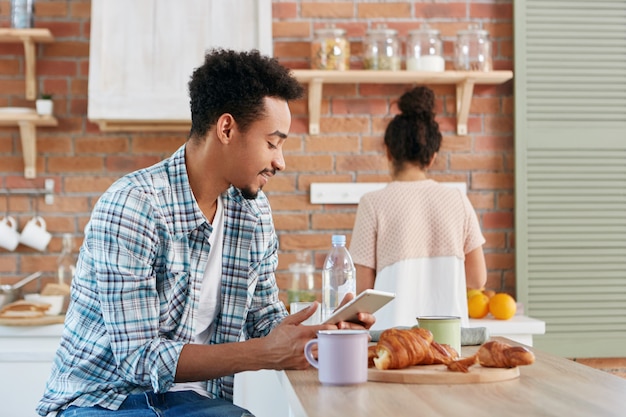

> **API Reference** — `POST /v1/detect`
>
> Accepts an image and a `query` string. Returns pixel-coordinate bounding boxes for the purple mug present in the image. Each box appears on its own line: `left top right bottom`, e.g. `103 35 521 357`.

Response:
304 329 369 385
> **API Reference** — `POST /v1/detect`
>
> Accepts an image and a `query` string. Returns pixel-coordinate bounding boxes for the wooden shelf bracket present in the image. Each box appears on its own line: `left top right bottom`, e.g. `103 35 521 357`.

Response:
307 78 323 135
455 79 476 136
22 37 37 100
0 113 58 179
0 28 54 100
18 121 37 178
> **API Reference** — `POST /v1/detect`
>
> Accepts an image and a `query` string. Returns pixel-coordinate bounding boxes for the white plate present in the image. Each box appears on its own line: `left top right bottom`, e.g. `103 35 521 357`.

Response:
0 107 36 114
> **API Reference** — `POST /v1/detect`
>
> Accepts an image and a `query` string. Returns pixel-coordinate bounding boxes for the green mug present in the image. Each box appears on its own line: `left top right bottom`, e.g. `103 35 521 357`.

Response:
416 316 461 355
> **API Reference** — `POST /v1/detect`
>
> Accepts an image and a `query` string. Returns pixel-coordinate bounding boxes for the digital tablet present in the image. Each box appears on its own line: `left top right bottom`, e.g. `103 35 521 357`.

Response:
323 289 395 324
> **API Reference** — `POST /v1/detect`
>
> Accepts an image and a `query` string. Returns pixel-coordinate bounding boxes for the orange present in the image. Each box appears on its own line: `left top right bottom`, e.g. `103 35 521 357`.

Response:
489 293 517 320
468 293 490 319
466 288 483 300
482 289 496 299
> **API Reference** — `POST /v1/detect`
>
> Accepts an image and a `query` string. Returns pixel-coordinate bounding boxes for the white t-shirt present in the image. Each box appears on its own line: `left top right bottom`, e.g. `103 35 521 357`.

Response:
170 196 224 395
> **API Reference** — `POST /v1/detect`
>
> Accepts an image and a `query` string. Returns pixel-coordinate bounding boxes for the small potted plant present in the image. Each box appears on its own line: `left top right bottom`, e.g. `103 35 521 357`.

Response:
36 93 54 115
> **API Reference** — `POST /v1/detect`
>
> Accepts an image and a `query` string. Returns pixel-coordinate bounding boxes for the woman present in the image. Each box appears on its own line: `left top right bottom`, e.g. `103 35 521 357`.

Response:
350 86 487 330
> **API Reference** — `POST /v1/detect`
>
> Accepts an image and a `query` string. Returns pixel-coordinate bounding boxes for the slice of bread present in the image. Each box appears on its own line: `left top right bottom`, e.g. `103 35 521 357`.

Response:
0 309 45 319
0 299 51 318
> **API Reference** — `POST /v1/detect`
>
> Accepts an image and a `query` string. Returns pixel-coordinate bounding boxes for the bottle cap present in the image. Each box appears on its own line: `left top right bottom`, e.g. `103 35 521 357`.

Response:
331 235 346 245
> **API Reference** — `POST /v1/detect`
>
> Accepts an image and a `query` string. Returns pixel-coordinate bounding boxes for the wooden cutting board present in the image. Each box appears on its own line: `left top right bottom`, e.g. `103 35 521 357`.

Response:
0 314 65 326
368 364 519 384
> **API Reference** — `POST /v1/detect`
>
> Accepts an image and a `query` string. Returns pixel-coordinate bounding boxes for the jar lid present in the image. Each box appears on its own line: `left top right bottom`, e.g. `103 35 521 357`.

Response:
409 23 440 36
366 27 398 36
314 27 346 37
408 28 441 36
457 24 489 36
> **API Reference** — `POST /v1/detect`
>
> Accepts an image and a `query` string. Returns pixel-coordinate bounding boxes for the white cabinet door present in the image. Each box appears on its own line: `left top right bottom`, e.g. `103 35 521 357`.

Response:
88 0 272 129
1 362 53 417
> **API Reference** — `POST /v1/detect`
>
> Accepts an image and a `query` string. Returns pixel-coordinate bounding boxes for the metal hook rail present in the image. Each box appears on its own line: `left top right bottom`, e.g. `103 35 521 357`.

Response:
0 178 55 205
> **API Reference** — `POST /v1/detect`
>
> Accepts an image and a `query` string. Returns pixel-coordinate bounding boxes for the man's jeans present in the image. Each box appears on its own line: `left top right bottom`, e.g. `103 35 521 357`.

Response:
58 391 254 417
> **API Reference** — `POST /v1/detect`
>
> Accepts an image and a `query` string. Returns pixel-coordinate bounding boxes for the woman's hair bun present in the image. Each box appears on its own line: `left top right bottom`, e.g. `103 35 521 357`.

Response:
397 86 435 117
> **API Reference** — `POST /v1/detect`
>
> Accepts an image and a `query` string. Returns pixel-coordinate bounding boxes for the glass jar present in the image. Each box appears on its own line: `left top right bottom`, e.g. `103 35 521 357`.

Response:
57 233 76 285
287 260 316 306
363 26 400 71
311 26 350 70
454 24 492 71
11 0 34 29
406 25 445 72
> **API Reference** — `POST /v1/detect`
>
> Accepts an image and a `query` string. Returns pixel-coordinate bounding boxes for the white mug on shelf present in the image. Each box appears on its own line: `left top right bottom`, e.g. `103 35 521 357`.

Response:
0 216 20 251
19 216 51 251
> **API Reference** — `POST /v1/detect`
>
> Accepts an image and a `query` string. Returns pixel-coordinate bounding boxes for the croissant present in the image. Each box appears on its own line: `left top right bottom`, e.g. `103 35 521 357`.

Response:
445 340 535 372
476 340 535 368
371 328 535 373
372 327 459 370
367 345 378 368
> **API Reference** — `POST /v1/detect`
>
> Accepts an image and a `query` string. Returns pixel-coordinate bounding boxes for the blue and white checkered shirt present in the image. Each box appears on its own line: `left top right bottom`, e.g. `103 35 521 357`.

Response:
37 144 287 415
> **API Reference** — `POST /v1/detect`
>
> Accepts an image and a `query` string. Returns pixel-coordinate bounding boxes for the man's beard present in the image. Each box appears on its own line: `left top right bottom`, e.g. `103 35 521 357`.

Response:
241 186 260 200
240 169 275 200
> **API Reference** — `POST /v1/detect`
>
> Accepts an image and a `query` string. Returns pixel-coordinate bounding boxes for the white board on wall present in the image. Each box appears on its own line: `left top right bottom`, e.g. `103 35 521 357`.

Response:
88 0 272 126
310 182 467 204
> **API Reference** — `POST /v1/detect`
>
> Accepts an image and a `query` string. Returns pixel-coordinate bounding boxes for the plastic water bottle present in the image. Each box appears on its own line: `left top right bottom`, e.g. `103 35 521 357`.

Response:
321 235 356 321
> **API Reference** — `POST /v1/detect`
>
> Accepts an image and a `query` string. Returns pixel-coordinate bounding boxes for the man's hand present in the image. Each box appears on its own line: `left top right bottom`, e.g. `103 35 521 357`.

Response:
258 298 375 371
333 293 376 330
283 301 320 326
259 302 334 370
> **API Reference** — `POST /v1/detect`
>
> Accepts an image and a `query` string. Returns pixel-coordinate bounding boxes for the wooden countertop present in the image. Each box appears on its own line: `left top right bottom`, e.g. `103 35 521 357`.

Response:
278 337 626 417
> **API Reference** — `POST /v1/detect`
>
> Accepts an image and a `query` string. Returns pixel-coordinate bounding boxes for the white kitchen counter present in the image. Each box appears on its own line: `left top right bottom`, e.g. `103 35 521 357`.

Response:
0 323 64 361
0 323 64 417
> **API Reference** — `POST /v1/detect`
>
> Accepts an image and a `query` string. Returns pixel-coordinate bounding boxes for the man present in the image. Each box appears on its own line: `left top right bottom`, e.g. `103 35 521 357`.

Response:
37 49 374 417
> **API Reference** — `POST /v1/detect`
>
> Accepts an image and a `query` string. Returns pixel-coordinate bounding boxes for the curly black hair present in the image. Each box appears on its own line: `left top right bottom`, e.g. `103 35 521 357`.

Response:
188 49 304 139
384 86 442 173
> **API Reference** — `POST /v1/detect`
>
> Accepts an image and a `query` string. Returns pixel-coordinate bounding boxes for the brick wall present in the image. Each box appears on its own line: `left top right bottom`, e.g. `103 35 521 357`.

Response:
0 1 514 303
271 1 516 303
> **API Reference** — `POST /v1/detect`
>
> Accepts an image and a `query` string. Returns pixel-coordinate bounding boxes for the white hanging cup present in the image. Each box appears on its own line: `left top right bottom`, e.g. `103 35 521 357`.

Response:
0 216 20 251
19 216 51 251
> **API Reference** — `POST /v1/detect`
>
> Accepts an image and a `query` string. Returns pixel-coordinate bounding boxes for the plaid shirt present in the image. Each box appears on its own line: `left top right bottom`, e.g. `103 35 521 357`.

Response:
37 145 287 415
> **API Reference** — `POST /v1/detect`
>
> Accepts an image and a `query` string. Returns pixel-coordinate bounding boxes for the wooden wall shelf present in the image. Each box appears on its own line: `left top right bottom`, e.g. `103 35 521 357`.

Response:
0 28 55 178
0 28 54 100
93 119 190 132
291 70 513 136
0 112 58 179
